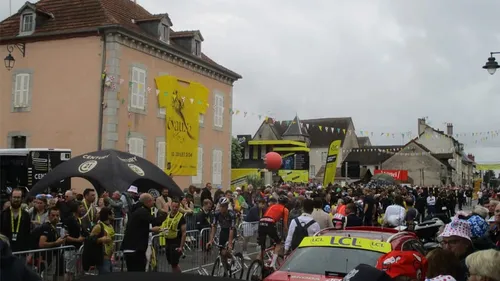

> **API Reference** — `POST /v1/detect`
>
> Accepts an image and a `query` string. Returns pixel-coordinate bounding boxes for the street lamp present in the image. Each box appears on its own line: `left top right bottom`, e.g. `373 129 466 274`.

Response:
482 52 500 75
3 43 26 71
4 53 15 71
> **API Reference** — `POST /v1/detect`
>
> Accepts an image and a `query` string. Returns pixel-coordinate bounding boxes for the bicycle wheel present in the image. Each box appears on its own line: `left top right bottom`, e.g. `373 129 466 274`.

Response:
246 259 263 281
211 257 226 277
232 252 245 279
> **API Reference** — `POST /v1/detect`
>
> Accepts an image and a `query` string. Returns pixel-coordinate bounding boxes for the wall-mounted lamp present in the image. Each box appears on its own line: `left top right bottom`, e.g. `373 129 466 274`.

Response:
4 43 26 71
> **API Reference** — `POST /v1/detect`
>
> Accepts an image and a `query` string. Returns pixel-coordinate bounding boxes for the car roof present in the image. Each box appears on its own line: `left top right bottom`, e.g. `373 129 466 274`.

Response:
316 226 402 242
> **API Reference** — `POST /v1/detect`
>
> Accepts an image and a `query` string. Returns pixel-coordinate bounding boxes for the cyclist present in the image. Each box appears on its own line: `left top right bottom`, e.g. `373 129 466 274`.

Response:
257 195 289 269
207 197 236 261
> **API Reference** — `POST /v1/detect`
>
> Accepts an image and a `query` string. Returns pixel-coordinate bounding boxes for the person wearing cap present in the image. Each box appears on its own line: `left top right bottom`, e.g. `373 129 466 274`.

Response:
438 218 475 281
376 250 428 281
121 185 139 214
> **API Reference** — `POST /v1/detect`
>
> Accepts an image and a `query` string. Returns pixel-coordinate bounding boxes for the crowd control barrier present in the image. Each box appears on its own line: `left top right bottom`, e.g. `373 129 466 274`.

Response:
13 219 285 279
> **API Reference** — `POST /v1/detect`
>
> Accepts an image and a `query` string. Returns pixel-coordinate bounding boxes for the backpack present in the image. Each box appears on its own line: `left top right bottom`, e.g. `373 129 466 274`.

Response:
290 218 316 251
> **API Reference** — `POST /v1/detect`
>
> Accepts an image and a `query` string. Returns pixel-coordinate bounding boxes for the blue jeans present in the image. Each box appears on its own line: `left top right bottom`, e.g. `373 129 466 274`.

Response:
98 259 112 275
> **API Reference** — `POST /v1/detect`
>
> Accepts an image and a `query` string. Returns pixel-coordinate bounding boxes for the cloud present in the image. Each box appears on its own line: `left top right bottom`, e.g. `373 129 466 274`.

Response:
3 0 500 162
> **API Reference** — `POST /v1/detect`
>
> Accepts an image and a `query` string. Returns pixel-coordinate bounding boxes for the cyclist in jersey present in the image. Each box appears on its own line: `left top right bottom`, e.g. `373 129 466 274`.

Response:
257 195 289 269
207 197 236 259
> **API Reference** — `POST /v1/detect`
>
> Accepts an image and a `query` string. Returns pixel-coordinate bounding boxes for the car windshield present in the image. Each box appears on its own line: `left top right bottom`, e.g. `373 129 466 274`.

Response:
280 246 383 275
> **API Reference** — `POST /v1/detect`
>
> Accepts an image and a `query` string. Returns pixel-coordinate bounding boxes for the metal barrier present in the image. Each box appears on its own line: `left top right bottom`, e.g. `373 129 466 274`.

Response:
14 218 286 278
13 245 76 280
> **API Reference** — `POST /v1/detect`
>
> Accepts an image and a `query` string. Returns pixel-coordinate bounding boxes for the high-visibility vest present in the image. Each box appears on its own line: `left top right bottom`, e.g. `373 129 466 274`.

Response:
159 212 183 246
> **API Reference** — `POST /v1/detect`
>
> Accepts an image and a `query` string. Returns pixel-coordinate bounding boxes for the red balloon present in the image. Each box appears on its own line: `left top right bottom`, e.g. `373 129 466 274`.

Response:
264 152 282 170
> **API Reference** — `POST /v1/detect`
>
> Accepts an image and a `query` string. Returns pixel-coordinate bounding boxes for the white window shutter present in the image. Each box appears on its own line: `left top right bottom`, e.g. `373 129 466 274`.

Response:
157 142 165 169
22 74 29 105
14 75 21 106
137 138 144 157
192 147 203 184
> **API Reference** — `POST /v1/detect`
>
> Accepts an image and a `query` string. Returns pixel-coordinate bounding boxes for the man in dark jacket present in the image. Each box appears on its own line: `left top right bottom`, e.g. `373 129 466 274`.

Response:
0 234 41 281
0 189 31 252
200 183 213 204
121 193 161 272
345 203 362 227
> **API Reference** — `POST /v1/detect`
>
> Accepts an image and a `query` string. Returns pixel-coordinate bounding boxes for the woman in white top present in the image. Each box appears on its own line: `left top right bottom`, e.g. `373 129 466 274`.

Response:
383 195 406 227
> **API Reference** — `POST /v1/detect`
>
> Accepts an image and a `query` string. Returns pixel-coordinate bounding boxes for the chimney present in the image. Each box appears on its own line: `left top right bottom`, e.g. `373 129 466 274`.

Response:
447 123 453 136
418 118 426 135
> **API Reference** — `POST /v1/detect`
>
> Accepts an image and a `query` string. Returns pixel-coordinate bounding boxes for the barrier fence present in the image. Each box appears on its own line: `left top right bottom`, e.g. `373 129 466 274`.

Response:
13 220 285 279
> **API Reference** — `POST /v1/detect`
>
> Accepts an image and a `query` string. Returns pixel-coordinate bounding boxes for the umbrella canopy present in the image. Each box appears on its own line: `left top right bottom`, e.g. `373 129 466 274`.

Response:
371 173 396 184
80 272 235 281
28 149 183 197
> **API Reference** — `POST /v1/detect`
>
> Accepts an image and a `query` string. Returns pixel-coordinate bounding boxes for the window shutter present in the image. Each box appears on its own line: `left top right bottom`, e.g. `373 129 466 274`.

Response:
136 138 144 157
131 68 139 108
21 74 29 105
157 142 165 169
138 71 146 109
14 75 21 106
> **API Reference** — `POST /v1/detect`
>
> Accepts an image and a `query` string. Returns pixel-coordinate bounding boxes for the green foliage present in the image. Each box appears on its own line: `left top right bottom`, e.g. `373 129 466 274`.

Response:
246 174 263 188
231 137 243 168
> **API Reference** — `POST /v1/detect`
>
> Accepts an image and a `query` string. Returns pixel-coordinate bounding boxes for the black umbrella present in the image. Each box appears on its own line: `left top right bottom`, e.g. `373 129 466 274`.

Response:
80 272 235 281
28 149 183 197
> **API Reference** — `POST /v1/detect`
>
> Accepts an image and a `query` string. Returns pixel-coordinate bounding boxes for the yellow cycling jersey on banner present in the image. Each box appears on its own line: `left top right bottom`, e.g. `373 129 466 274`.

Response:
299 236 392 253
155 75 209 176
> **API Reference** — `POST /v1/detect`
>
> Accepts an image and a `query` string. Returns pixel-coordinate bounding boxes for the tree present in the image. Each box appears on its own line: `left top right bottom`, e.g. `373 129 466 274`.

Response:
483 170 496 184
231 137 243 168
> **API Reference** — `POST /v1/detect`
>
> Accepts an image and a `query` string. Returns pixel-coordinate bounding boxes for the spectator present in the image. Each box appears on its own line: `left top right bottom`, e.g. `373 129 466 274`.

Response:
345 203 363 227
30 197 48 227
56 190 75 223
120 186 138 215
465 249 500 281
384 195 406 227
311 198 333 229
81 188 98 230
242 198 266 260
63 202 86 280
284 199 320 253
38 207 65 279
89 207 115 274
200 182 213 204
438 218 474 281
155 187 172 215
425 248 460 280
0 234 41 281
0 188 31 252
158 199 186 273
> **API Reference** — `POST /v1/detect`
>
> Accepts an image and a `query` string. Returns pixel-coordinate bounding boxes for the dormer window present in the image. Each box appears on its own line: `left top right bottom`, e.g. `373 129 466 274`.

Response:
194 40 201 56
20 13 35 35
160 24 169 44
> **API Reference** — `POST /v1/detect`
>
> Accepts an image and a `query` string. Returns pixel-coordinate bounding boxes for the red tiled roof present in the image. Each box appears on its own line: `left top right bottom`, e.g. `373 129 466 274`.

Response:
0 0 241 79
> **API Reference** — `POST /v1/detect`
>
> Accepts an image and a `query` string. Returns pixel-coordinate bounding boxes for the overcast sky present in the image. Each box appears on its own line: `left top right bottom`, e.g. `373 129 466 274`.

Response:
3 0 500 163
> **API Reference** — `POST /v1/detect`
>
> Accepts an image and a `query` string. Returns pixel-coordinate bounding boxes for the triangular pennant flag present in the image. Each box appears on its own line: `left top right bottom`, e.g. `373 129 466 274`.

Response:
306 124 310 129
319 126 323 131
189 98 194 104
244 112 248 117
156 89 160 96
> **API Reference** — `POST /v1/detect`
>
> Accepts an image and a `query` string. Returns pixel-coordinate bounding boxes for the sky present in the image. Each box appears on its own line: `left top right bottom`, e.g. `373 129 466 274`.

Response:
3 0 500 163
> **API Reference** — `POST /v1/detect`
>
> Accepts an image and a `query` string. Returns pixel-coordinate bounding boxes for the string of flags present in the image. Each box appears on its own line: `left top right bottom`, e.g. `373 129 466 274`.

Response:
335 146 455 156
101 72 500 145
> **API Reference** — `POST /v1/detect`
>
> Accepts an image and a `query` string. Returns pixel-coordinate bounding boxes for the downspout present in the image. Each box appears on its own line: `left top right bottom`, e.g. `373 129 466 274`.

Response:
97 29 107 150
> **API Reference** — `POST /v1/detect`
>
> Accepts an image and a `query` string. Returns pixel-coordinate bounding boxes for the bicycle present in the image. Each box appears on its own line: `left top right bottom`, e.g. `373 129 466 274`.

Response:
210 242 245 279
246 244 285 281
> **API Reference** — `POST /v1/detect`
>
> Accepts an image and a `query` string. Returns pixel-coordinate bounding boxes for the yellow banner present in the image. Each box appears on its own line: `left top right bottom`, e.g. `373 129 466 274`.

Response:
476 164 500 170
299 236 391 253
155 75 209 176
323 140 341 186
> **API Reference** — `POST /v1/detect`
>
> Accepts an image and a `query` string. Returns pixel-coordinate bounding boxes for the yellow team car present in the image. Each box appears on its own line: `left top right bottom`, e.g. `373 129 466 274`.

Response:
264 236 392 281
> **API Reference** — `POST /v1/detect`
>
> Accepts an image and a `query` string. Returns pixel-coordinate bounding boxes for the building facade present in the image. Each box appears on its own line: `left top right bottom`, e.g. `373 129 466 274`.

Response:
381 140 450 186
414 119 474 186
0 0 241 191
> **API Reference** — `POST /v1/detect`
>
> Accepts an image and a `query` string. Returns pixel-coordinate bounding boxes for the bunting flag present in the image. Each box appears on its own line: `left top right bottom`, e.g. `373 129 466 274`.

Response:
104 75 500 145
